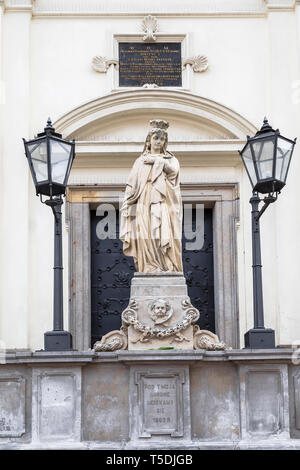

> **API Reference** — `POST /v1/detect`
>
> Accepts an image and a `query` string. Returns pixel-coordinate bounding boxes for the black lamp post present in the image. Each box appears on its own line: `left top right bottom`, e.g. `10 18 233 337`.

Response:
239 118 296 348
23 118 75 351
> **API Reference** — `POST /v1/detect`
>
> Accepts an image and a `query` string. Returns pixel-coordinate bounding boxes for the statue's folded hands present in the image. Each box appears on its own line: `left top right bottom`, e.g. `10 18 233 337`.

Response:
143 155 156 164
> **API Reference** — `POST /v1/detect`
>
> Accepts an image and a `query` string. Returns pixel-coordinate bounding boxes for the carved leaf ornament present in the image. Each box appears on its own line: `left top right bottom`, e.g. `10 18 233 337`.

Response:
142 15 158 42
92 56 118 73
183 55 208 73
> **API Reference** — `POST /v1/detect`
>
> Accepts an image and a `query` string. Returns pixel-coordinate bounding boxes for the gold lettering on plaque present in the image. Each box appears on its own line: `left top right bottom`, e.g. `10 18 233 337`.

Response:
119 42 182 87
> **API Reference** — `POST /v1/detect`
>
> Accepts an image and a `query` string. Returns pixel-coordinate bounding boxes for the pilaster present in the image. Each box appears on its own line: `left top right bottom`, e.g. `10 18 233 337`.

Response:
0 1 33 347
265 5 300 345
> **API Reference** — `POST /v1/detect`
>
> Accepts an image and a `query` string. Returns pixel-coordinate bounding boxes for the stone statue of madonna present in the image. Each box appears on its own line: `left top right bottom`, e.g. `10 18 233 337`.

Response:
120 120 183 273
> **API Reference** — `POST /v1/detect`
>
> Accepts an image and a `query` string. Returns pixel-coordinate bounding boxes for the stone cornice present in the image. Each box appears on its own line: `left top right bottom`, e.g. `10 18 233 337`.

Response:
265 0 296 11
1 0 296 16
3 0 33 12
30 0 267 17
3 0 293 18
0 348 296 364
65 182 239 203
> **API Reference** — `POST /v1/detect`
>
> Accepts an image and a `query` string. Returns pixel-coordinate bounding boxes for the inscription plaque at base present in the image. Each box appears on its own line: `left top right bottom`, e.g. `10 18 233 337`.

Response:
142 375 180 436
130 367 191 441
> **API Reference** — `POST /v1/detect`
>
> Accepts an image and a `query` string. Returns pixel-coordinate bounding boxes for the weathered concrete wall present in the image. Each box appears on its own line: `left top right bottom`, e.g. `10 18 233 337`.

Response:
31 366 82 443
82 363 130 442
190 363 240 440
289 365 300 439
0 365 32 444
0 350 300 449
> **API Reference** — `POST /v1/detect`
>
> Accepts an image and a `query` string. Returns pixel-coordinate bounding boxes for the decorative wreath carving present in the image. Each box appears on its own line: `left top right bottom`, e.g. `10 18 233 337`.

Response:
92 298 229 351
121 297 199 344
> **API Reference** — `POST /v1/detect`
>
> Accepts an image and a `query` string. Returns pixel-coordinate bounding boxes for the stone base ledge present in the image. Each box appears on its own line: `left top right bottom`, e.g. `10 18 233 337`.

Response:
0 348 296 364
1 439 300 451
0 350 299 448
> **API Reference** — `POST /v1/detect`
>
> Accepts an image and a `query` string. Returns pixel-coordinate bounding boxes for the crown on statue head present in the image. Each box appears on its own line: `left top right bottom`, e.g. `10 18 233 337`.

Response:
149 119 169 131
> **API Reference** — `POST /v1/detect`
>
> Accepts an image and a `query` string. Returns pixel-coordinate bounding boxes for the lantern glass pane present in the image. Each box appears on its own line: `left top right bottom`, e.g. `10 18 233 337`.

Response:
50 140 72 184
253 139 274 180
276 137 294 183
28 140 48 183
241 143 257 187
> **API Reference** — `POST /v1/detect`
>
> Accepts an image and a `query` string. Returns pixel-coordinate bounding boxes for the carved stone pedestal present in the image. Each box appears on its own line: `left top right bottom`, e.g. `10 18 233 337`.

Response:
93 272 227 352
123 272 197 350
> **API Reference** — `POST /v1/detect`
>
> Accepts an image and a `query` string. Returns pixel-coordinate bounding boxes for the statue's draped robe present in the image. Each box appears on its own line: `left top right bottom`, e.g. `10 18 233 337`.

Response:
120 152 183 272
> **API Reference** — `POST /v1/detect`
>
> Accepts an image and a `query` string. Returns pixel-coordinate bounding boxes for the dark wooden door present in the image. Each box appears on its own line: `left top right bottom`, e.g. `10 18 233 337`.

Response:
90 208 215 347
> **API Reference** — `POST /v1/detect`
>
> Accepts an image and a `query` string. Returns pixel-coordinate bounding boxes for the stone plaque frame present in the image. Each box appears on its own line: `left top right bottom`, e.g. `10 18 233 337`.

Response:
0 376 26 437
292 370 300 434
135 370 185 437
112 33 189 89
118 42 182 88
239 364 290 440
295 373 300 430
32 367 82 442
129 365 190 442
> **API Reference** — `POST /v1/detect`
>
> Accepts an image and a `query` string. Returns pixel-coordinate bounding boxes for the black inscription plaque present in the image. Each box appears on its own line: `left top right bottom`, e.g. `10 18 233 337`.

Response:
119 42 182 87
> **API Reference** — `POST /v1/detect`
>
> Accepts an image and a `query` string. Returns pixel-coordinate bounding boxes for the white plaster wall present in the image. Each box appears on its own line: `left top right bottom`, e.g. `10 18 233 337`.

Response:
1 0 300 349
29 15 267 128
0 2 4 347
0 10 31 348
265 9 300 345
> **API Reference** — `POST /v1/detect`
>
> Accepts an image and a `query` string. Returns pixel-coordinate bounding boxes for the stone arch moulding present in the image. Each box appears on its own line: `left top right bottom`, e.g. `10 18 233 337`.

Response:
61 89 256 351
54 89 257 171
54 89 256 139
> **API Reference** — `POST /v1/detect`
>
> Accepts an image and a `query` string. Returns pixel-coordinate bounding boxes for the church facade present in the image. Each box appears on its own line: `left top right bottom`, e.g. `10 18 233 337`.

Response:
0 0 300 449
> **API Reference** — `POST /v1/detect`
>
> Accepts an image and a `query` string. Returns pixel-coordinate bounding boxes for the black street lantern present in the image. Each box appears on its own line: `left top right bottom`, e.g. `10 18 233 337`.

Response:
239 118 296 349
23 118 75 198
23 119 75 351
239 117 296 194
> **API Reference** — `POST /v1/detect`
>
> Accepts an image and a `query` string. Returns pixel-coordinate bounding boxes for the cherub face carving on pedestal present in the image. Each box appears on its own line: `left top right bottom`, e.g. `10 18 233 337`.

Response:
149 299 173 325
